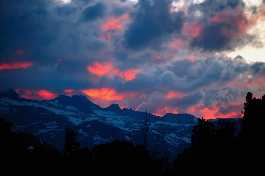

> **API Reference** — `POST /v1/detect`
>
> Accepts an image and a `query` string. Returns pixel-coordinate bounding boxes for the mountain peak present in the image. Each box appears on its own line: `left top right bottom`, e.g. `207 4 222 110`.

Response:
106 104 122 112
53 94 100 113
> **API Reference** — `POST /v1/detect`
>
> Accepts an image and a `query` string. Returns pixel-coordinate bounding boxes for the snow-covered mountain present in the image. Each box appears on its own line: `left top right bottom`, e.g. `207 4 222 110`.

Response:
0 90 199 157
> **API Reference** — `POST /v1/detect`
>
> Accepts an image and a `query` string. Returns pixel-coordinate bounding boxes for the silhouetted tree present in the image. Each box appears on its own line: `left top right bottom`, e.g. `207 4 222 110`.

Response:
241 92 265 166
143 111 151 147
64 128 80 156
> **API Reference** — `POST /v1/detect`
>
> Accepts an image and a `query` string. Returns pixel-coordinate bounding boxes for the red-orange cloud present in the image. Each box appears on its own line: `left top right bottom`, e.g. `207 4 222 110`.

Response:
87 62 140 81
0 62 33 71
101 14 129 32
16 89 57 100
87 62 118 77
187 104 241 120
64 89 76 96
100 14 130 41
81 87 138 108
165 91 185 100
201 106 240 119
120 69 139 81
154 106 179 117
82 88 125 101
182 22 203 38
168 38 186 50
209 9 250 37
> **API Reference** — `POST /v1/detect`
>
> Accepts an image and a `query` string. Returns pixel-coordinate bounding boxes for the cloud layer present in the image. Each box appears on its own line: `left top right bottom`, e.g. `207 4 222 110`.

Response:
1 0 265 119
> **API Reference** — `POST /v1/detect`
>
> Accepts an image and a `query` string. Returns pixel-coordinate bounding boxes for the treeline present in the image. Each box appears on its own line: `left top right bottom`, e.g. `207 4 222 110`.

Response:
0 92 264 174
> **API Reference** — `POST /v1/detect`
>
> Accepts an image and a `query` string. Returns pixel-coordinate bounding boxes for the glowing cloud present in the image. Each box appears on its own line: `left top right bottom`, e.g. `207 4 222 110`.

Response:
87 62 118 77
154 106 179 117
165 91 185 100
0 62 33 71
182 22 203 38
64 89 76 96
87 62 140 81
36 90 58 100
101 14 129 32
200 106 240 119
120 69 140 81
82 88 125 101
209 9 249 37
100 14 130 41
187 104 241 119
168 38 185 50
16 89 57 100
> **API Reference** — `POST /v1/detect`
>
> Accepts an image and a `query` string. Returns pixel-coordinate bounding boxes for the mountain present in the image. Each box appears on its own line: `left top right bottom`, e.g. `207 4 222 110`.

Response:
105 104 122 112
0 89 199 157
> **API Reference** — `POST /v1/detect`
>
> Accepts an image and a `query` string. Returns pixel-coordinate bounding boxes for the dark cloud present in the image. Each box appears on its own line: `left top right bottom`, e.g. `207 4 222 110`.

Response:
124 0 183 49
80 3 105 21
0 0 57 59
188 0 254 51
191 11 251 51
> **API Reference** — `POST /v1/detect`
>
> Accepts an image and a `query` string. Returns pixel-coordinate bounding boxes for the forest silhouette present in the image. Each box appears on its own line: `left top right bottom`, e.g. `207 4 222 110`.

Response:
0 92 264 175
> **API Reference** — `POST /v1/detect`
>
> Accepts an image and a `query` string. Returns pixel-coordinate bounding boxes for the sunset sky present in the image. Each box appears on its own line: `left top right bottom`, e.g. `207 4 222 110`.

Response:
0 0 265 119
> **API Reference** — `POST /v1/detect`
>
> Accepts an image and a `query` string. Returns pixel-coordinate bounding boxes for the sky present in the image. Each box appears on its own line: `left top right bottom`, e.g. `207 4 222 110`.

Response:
0 0 265 119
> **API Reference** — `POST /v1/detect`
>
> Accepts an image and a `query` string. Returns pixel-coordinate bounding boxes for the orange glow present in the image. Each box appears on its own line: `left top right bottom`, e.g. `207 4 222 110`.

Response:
187 104 241 119
154 106 179 117
201 106 240 119
36 90 57 100
87 62 118 77
0 62 33 71
64 89 76 96
165 91 185 100
182 22 203 38
101 14 129 32
82 88 125 101
209 9 250 37
87 62 139 81
168 38 185 50
16 89 57 100
120 69 140 81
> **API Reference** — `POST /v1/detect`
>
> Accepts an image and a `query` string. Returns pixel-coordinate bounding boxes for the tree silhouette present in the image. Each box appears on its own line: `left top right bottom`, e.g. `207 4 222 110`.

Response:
64 128 80 156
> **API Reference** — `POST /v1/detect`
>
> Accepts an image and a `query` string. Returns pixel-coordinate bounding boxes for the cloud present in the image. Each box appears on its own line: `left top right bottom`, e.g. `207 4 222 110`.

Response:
16 89 57 100
81 87 139 108
191 8 252 50
64 88 76 96
164 91 186 100
80 3 105 21
0 62 33 71
87 61 140 81
101 14 130 32
124 0 184 49
187 103 241 119
182 21 203 38
82 87 125 101
1 0 265 119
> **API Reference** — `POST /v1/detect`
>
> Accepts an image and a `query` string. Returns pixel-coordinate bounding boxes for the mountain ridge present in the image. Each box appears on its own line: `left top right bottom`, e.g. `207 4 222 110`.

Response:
0 89 239 158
